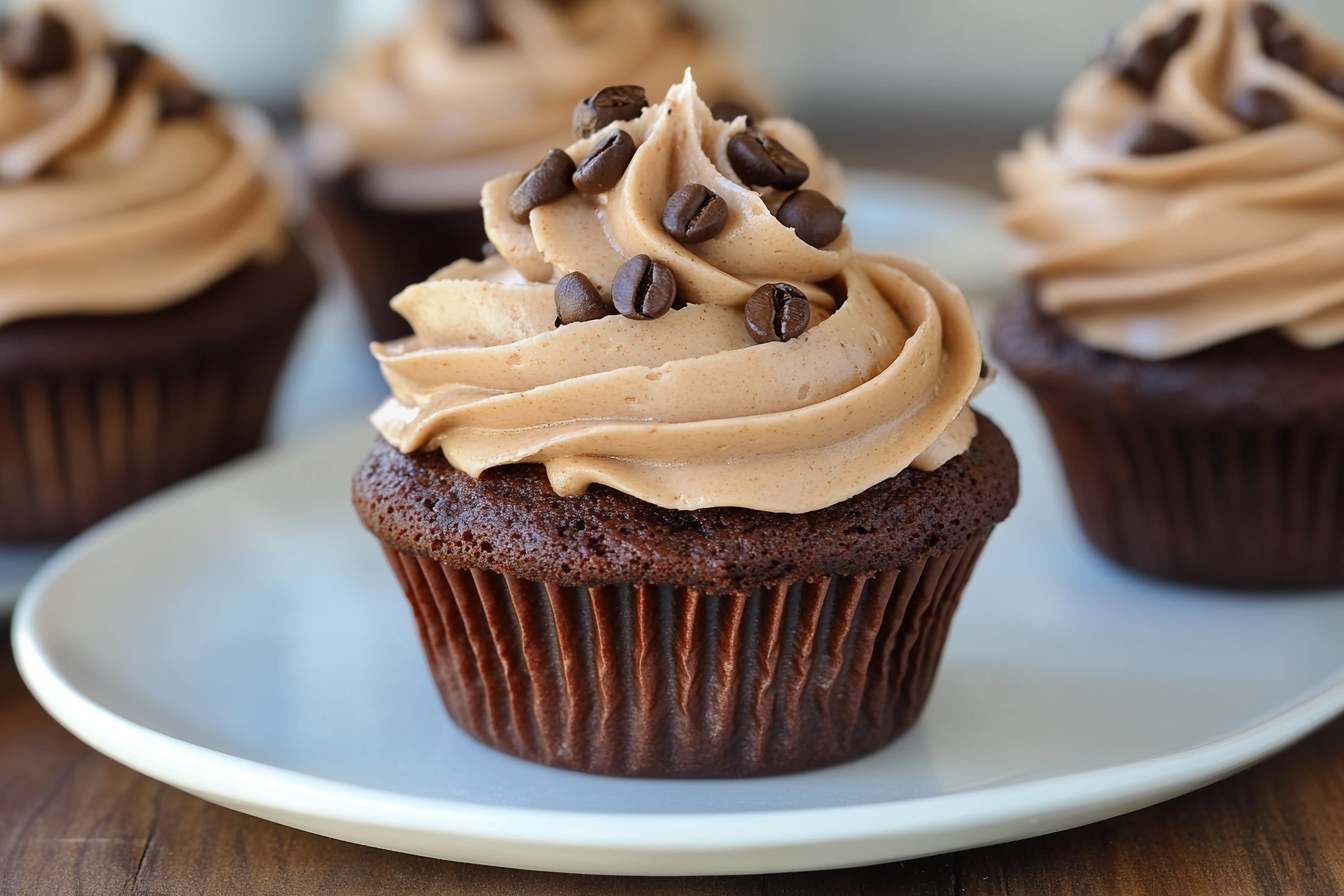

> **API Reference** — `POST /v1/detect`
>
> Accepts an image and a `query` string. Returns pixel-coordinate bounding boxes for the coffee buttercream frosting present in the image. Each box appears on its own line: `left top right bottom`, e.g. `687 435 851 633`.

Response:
370 73 986 513
1001 0 1344 359
0 2 286 329
304 0 754 210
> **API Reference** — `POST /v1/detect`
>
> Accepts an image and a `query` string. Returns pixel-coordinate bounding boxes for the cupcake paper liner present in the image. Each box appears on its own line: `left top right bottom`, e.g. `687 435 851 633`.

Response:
313 176 488 342
0 328 294 541
380 532 991 778
1035 391 1344 589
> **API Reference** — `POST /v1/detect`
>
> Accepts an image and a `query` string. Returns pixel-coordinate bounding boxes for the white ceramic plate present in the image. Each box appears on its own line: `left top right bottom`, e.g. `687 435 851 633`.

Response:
14 377 1344 876
0 170 1005 616
843 170 1012 299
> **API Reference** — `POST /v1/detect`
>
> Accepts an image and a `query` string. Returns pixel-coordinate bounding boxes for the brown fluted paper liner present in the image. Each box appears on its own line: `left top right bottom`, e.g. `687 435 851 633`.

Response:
0 335 294 541
380 533 990 778
1035 392 1344 589
313 176 487 342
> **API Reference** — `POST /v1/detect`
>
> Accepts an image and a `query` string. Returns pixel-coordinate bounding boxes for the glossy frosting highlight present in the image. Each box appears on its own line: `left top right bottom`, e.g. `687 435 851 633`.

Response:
304 0 754 209
1000 0 1344 358
0 3 286 328
371 74 985 513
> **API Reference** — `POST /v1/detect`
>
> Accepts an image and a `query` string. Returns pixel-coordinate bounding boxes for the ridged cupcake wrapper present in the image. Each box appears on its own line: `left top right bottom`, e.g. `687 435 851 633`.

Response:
314 179 487 342
381 533 990 778
0 335 292 542
1034 391 1344 589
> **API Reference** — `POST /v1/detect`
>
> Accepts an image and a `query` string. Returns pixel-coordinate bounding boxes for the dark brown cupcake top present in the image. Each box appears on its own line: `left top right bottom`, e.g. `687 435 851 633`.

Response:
353 414 1018 591
992 291 1344 424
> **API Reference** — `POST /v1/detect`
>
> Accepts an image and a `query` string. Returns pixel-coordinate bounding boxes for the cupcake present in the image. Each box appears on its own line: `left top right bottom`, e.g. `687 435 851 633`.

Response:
352 72 1018 777
0 3 318 542
994 0 1344 588
303 0 757 341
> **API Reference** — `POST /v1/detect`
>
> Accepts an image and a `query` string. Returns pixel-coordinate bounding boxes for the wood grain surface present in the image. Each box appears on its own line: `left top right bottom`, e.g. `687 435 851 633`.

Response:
4 623 1344 895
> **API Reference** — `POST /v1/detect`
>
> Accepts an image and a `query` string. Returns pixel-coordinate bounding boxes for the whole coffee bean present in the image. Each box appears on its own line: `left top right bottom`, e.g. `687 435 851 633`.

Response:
158 84 213 121
710 100 753 126
1262 23 1309 71
1229 87 1293 130
1249 3 1282 34
508 149 577 223
1116 12 1199 94
727 131 809 190
451 0 505 44
554 272 611 325
0 12 74 80
1116 34 1169 94
1320 72 1344 99
661 184 728 244
106 42 148 93
1112 13 1198 94
1161 12 1200 53
573 85 647 139
776 190 844 248
572 128 635 193
1128 120 1198 156
612 255 675 320
745 283 810 344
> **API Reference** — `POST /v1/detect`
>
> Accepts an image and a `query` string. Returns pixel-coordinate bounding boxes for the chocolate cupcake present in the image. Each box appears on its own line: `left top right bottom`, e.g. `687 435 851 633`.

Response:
302 0 758 341
994 0 1344 588
353 73 1017 777
0 5 318 542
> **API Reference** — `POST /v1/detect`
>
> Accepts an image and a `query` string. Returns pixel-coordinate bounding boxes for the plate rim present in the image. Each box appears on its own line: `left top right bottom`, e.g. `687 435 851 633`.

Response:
12 427 1344 875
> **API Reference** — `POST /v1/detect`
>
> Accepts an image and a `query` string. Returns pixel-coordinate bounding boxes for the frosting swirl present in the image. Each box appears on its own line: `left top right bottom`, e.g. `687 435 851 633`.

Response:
0 2 287 329
371 73 985 513
303 0 755 209
1000 0 1344 359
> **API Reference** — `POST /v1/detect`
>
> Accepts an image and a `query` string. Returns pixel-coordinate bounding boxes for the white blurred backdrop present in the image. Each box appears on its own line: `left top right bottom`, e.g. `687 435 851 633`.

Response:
336 0 1344 120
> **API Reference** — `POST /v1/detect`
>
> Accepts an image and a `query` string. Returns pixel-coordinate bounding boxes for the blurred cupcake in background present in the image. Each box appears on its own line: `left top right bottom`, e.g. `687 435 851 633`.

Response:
0 1 318 542
993 0 1344 588
303 0 759 341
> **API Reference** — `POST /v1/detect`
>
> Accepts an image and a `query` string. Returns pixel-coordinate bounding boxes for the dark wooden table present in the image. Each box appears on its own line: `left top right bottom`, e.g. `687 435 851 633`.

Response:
4 613 1344 893
6 136 1344 894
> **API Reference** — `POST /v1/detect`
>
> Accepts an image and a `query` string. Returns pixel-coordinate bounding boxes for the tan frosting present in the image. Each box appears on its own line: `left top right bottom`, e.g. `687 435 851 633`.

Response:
303 0 755 210
370 73 985 513
0 2 287 328
1000 0 1344 359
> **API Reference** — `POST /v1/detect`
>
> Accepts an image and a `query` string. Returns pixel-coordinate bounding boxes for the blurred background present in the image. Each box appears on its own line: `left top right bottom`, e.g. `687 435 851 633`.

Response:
85 0 1344 190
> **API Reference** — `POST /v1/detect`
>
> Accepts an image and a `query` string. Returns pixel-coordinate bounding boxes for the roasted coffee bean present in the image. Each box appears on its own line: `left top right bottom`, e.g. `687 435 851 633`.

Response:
727 131 809 190
106 42 148 92
661 184 728 244
1116 34 1169 94
710 100 753 126
1161 12 1200 53
572 128 635 193
1229 87 1293 130
0 12 74 80
776 190 844 248
745 283 810 344
554 272 610 325
451 0 506 44
1116 12 1199 94
1128 120 1198 156
573 85 647 139
507 149 577 223
158 84 213 121
612 255 675 320
1249 3 1282 34
1261 21 1309 71
1320 72 1344 99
